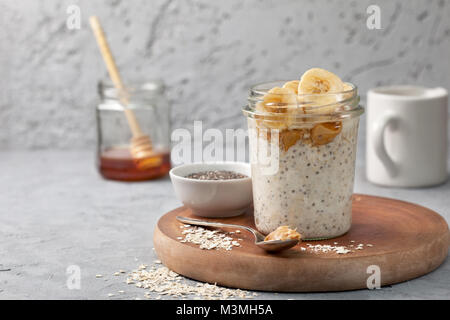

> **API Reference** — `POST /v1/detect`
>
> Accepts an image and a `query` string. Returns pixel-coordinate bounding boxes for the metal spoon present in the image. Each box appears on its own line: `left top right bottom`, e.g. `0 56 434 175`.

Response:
176 216 299 253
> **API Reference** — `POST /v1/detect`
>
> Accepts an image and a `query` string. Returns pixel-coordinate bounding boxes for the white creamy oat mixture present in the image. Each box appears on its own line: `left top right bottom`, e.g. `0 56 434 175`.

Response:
251 118 359 239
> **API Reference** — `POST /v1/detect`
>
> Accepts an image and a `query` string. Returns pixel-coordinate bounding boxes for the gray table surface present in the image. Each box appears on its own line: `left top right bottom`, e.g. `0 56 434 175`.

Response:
0 150 449 300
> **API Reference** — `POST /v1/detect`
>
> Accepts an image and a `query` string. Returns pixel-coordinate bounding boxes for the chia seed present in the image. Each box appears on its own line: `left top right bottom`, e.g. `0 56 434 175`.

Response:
185 170 248 180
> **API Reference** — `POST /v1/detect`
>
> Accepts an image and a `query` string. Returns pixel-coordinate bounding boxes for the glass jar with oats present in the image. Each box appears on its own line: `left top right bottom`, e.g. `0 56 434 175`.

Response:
243 68 364 240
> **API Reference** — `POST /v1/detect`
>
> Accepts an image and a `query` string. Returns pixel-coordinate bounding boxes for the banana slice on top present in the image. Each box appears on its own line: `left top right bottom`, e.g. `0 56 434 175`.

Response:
298 68 344 94
257 86 297 129
282 80 299 94
343 83 353 91
298 68 344 114
263 86 297 112
255 102 287 130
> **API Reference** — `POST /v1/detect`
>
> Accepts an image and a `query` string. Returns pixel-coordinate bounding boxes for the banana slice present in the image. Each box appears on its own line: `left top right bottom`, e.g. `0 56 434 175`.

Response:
256 87 297 129
282 80 299 94
298 68 344 94
298 68 344 114
334 82 355 112
263 86 297 112
343 83 353 91
255 105 287 130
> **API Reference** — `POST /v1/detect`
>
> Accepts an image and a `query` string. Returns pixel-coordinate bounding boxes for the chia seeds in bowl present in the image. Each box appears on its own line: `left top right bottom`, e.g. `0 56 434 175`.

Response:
185 170 248 181
169 162 252 218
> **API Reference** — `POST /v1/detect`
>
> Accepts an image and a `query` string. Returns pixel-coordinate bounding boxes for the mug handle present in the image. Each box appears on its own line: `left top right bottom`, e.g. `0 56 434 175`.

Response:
373 112 398 177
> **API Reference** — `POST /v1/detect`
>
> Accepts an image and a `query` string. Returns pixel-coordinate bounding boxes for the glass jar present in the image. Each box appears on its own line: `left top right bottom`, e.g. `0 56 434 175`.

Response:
96 80 171 181
243 81 364 240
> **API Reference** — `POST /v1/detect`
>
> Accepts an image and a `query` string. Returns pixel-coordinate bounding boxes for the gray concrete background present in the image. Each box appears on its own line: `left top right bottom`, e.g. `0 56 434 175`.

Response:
1 0 449 149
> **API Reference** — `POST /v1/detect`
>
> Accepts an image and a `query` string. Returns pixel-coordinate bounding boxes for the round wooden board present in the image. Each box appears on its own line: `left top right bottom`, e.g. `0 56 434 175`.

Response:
154 194 449 292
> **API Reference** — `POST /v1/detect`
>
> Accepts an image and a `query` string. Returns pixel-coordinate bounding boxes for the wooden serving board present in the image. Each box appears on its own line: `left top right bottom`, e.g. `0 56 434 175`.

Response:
154 194 449 292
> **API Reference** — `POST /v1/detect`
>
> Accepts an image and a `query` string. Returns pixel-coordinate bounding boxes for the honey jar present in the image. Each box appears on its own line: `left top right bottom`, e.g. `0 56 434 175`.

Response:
96 80 171 181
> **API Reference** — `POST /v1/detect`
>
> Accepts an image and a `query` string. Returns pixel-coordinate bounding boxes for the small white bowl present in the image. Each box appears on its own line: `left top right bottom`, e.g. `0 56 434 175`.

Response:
169 162 252 218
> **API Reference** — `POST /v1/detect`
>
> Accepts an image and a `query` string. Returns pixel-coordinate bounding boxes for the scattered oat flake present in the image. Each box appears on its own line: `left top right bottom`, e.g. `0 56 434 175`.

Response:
336 247 351 254
177 225 242 251
303 241 375 254
125 263 255 300
154 260 162 264
108 293 115 297
306 243 352 254
95 274 103 278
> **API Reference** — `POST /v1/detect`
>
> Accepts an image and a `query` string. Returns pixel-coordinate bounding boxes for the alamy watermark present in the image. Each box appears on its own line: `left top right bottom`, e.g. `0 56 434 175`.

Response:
66 265 81 290
366 5 381 30
66 4 81 30
171 121 280 175
366 265 381 289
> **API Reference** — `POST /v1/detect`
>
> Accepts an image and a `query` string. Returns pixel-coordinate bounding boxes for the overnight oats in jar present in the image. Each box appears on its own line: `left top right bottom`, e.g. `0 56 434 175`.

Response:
243 68 364 240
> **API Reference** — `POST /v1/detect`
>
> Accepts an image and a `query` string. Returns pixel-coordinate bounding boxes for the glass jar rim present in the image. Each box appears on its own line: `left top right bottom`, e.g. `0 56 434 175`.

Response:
249 80 357 98
98 79 165 100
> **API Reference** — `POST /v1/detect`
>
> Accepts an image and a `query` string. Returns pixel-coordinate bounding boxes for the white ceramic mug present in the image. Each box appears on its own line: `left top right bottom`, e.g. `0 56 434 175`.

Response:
366 85 448 187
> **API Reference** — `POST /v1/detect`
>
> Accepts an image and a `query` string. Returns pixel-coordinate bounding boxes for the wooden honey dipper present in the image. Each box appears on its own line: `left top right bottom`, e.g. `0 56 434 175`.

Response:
90 16 156 167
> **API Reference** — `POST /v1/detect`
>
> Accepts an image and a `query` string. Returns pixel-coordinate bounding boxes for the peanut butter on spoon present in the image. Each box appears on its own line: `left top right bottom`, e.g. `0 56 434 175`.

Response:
265 226 302 242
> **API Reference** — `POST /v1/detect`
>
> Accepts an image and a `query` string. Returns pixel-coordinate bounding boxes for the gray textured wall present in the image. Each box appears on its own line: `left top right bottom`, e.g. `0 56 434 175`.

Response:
1 0 449 149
